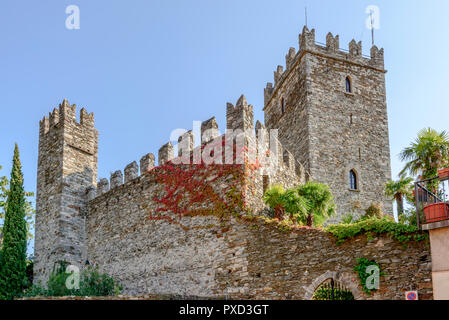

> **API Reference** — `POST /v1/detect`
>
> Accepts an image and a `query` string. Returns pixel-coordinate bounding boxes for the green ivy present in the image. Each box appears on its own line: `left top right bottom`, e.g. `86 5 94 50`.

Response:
325 216 428 245
353 258 384 294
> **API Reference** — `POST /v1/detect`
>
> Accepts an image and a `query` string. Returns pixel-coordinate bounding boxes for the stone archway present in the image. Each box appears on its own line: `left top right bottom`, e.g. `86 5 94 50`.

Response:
303 271 363 300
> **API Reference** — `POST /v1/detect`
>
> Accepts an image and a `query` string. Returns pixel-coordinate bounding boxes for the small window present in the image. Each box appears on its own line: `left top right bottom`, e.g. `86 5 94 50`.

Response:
345 77 352 93
281 98 285 114
350 113 353 125
349 170 358 190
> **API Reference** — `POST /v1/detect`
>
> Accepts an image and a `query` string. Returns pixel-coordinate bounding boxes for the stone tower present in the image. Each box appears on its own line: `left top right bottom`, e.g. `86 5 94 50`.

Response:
34 99 98 284
263 26 393 219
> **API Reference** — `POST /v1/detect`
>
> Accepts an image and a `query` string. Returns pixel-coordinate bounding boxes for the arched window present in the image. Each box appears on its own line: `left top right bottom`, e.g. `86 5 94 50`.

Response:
349 170 358 190
345 77 352 93
281 98 285 114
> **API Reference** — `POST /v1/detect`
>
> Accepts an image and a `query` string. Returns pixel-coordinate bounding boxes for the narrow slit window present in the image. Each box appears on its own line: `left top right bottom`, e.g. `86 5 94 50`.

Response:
349 170 358 190
281 98 285 114
263 175 270 194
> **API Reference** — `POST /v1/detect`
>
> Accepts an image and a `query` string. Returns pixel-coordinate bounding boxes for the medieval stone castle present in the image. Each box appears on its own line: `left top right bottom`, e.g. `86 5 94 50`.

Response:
31 27 415 299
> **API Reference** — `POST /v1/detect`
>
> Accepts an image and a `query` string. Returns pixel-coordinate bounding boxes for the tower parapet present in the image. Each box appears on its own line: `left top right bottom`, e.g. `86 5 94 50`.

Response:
265 26 386 108
326 32 339 52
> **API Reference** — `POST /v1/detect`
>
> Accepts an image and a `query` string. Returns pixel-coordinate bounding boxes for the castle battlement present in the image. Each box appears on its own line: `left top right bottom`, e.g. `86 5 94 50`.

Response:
226 95 254 131
264 26 386 107
39 99 95 136
86 94 302 203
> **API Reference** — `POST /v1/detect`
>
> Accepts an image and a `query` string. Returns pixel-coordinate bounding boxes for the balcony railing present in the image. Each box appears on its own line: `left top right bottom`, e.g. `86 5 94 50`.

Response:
415 170 449 229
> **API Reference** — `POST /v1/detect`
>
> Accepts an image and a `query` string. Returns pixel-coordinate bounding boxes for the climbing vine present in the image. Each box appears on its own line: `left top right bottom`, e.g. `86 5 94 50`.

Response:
353 258 384 295
146 137 262 230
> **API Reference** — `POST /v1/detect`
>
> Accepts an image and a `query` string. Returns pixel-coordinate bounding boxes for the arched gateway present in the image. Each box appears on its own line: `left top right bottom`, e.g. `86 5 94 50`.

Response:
304 271 363 300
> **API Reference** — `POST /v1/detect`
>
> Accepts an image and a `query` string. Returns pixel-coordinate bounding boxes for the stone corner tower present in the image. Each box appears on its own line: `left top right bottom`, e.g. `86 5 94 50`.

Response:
34 99 98 284
263 26 393 220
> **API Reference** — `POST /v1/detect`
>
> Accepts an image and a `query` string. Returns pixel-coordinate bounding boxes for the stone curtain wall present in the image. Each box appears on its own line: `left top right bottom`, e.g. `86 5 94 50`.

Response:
86 198 432 299
86 166 247 296
220 221 431 300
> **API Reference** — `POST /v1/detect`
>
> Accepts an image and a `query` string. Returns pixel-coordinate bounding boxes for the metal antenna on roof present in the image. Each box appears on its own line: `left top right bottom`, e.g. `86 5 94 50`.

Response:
305 7 308 27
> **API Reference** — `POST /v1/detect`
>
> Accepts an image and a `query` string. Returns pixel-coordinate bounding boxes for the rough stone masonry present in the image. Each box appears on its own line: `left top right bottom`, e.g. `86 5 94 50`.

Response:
33 26 429 299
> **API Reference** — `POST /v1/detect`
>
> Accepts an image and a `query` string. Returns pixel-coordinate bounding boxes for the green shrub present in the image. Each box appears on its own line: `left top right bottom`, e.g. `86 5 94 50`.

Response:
22 261 122 297
341 214 354 224
325 216 427 245
363 203 383 219
398 208 418 227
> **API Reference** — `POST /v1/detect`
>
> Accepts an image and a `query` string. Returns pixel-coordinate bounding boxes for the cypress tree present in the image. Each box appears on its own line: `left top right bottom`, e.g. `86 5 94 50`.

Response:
0 144 28 300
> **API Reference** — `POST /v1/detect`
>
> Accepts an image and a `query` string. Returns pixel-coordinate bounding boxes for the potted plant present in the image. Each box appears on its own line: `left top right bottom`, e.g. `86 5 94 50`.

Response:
439 168 449 180
423 202 449 223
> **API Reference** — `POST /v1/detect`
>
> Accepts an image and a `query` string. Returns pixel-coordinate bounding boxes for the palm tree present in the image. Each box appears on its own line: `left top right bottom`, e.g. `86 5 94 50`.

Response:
263 185 309 222
385 176 414 216
297 182 335 227
263 185 286 219
282 189 310 223
399 128 449 180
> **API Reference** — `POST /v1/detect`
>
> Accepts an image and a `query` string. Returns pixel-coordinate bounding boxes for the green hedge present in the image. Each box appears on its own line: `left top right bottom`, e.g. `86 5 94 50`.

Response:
325 216 428 245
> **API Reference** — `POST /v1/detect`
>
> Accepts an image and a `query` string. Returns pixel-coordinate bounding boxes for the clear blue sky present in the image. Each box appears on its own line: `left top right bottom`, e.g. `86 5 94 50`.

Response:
1 0 449 253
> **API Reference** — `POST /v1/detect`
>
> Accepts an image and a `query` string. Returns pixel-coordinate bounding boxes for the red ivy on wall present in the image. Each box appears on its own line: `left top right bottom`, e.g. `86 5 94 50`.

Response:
147 137 262 228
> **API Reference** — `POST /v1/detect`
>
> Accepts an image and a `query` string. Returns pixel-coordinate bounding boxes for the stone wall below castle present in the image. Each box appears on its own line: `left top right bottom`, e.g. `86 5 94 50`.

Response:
87 170 432 299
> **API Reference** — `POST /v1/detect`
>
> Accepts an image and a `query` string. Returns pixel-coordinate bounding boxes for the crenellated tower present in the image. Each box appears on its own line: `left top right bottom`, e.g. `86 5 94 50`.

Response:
263 26 392 219
34 99 98 284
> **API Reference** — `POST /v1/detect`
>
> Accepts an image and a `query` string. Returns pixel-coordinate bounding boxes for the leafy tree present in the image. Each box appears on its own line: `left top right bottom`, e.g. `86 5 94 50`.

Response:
399 128 449 180
297 182 336 227
385 176 414 217
0 144 28 300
